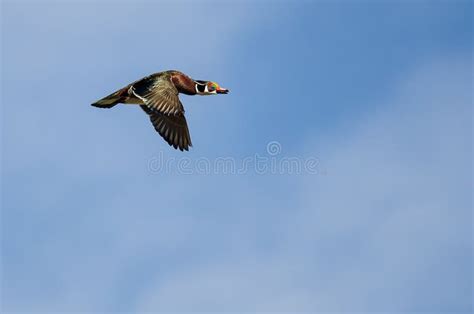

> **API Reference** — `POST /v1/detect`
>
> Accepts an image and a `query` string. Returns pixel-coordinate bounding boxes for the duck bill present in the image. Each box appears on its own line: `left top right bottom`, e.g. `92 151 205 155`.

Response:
216 87 229 94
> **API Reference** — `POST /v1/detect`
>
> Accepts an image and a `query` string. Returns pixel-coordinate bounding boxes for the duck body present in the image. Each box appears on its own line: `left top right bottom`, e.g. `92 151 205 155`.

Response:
92 70 229 151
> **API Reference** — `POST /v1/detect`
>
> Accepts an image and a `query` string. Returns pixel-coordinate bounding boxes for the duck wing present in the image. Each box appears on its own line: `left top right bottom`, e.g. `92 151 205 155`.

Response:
131 73 185 115
140 105 192 151
133 73 191 150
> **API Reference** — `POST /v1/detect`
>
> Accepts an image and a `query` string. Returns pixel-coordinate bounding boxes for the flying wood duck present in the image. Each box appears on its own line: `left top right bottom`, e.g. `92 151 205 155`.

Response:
92 70 229 151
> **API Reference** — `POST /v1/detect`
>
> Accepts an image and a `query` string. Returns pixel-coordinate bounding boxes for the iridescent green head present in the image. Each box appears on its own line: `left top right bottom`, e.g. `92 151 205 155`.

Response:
195 80 229 95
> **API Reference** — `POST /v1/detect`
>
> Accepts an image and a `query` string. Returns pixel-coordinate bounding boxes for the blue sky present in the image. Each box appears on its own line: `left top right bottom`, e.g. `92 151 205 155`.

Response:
1 0 472 313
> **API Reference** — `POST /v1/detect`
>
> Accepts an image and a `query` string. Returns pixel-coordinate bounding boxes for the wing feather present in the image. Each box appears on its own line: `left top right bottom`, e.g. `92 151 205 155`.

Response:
132 74 184 115
140 105 192 151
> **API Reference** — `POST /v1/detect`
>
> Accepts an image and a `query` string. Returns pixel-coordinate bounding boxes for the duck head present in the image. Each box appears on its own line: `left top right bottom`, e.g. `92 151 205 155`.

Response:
195 80 229 95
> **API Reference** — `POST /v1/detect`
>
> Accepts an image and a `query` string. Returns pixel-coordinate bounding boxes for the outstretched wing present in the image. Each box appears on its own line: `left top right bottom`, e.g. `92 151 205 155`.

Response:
141 105 192 151
131 73 184 115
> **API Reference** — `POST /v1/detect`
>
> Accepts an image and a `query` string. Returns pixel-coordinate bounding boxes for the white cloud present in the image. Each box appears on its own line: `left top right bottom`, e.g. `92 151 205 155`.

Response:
2 1 471 312
5 53 470 313
134 55 472 312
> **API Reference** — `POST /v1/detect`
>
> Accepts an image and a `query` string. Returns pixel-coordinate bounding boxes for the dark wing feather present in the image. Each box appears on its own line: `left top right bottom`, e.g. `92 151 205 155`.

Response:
132 74 184 115
141 106 192 151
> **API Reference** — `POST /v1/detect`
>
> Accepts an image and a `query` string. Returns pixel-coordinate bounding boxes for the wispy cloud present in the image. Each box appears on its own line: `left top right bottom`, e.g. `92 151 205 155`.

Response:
133 56 472 312
2 1 471 313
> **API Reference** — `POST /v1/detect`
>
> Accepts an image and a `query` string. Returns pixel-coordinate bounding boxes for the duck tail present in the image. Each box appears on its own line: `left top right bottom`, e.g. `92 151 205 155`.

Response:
91 88 125 108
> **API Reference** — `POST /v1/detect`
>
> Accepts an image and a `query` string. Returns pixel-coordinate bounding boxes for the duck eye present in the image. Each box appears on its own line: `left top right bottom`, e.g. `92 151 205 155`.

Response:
208 84 216 91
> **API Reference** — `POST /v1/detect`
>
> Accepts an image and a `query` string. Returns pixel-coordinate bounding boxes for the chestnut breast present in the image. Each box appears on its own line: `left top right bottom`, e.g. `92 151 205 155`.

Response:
171 72 196 95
